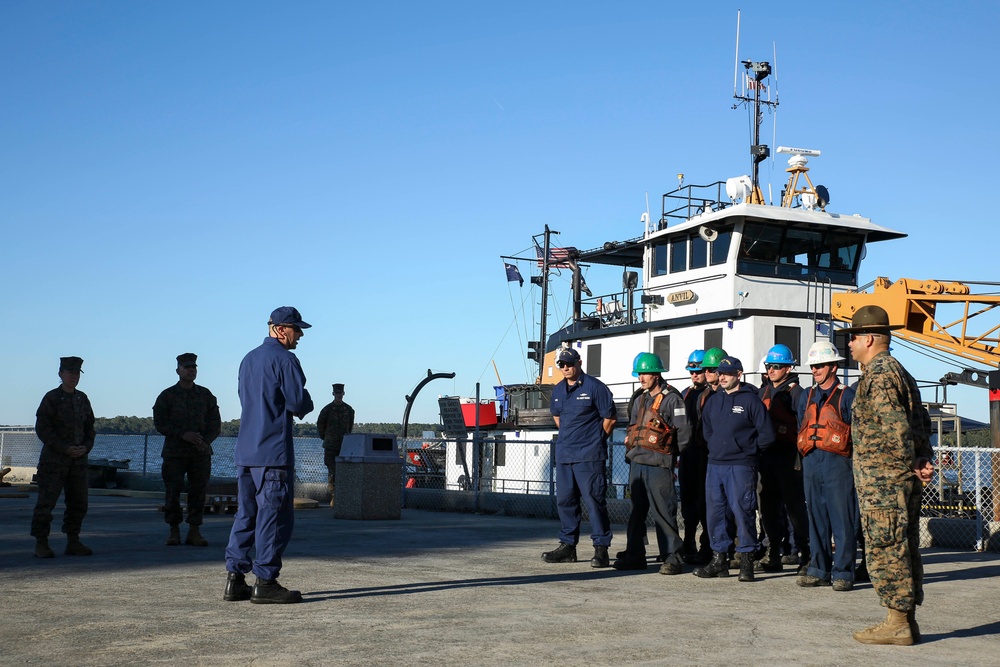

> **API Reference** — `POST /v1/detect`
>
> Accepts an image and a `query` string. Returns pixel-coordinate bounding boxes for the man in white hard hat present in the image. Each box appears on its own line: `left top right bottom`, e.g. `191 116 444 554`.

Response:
795 341 857 592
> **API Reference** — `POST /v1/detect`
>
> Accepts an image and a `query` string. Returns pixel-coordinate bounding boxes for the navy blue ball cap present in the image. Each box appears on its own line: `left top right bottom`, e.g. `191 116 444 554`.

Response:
717 357 744 374
268 306 311 329
556 347 581 364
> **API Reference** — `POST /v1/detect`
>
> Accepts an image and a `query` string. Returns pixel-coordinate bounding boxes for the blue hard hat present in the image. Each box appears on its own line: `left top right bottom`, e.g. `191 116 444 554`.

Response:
686 349 705 371
764 344 795 366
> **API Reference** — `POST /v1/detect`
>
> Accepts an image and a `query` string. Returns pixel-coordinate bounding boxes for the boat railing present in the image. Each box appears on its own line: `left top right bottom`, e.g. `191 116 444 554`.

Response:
659 181 731 228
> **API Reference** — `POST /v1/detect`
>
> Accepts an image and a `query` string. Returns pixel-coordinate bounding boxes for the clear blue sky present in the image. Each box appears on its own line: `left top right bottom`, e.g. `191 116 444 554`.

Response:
3 1 998 426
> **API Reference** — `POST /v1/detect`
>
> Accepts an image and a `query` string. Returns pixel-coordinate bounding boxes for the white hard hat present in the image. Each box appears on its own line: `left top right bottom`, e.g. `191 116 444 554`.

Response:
806 340 845 365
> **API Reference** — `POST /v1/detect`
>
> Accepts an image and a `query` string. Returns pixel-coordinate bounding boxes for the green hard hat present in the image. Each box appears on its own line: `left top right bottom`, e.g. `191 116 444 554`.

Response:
632 352 667 377
702 347 728 368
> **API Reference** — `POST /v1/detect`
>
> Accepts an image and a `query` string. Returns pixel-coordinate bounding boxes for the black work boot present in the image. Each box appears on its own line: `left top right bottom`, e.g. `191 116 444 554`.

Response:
693 551 730 578
223 572 252 602
590 545 610 568
166 525 181 546
541 543 577 563
755 545 782 572
738 552 755 582
65 537 93 556
251 578 303 604
34 537 55 559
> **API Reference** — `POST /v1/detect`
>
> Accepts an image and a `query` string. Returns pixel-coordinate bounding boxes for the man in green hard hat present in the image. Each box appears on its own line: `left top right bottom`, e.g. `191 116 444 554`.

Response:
613 352 691 574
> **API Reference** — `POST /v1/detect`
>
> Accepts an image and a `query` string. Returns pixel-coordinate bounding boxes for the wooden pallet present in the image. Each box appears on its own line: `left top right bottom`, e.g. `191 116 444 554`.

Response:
205 495 238 514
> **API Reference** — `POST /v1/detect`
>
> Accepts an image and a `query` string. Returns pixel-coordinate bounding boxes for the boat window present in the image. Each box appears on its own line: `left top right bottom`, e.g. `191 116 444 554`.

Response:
774 326 801 364
690 234 708 269
704 328 723 351
653 335 670 372
587 344 602 377
669 237 687 273
653 243 668 277
816 230 862 272
736 220 863 284
494 437 506 467
710 229 732 266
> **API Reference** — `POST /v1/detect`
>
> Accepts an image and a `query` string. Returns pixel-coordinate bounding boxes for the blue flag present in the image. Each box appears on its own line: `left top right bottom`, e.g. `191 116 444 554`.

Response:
504 262 524 287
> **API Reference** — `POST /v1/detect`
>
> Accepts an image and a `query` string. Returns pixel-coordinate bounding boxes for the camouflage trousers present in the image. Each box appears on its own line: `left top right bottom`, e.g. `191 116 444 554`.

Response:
858 477 923 612
31 460 89 538
324 449 338 496
162 455 211 526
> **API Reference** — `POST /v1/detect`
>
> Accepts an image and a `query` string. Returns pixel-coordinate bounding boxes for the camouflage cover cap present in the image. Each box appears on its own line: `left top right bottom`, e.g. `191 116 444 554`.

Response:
59 356 84 373
268 306 312 329
332 383 345 393
842 305 903 333
176 352 198 367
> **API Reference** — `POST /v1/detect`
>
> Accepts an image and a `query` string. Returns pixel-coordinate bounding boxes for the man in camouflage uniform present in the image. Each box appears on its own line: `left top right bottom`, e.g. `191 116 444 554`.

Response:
317 383 354 506
846 306 934 645
153 352 221 546
31 356 96 558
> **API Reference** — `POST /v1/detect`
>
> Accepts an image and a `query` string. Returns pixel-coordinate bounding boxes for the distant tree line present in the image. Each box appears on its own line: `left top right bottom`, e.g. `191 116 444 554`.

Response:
94 416 441 439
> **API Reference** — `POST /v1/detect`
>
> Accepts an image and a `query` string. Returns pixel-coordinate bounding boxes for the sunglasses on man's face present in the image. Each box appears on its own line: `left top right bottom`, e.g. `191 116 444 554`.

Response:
556 361 574 369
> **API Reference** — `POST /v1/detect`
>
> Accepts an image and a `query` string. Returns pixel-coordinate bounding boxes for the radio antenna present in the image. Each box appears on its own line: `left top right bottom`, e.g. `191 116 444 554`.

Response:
732 10 741 97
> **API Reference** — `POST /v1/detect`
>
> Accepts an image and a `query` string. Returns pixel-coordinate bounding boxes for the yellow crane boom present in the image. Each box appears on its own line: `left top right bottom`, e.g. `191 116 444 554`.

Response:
831 277 1000 368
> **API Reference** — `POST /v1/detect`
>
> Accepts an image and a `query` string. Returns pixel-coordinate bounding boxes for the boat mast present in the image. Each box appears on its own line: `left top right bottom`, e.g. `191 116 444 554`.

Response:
530 225 557 383
733 59 778 204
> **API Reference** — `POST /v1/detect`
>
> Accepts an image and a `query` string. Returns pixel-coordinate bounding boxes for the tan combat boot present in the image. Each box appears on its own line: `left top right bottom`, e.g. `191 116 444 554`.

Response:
166 525 181 546
852 608 913 646
34 537 55 558
65 537 93 556
185 525 208 547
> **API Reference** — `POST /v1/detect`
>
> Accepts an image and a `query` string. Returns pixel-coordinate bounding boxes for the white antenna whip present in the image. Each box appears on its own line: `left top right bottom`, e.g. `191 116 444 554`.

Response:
733 10 741 96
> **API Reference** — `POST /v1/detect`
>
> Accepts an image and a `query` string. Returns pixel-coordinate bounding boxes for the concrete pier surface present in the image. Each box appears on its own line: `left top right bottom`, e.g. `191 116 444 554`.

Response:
3 491 999 667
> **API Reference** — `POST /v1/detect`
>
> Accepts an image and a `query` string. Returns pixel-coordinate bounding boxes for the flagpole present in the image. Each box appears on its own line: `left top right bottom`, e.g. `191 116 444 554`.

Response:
538 225 552 383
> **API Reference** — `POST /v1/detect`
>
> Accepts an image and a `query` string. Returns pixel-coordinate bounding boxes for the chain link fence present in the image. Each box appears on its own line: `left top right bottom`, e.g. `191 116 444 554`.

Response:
921 445 999 551
4 427 998 551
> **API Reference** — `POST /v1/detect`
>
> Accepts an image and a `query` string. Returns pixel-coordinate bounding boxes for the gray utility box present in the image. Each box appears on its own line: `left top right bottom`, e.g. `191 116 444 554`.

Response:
334 433 403 520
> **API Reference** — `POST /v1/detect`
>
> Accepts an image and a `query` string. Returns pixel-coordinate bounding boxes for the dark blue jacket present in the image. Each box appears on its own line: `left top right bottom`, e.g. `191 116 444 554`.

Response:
235 337 314 467
550 372 616 463
702 383 775 466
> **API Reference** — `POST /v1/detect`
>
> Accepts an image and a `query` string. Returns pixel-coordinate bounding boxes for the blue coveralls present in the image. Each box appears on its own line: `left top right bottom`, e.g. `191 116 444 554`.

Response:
798 382 858 582
225 337 313 581
550 372 616 547
702 384 775 554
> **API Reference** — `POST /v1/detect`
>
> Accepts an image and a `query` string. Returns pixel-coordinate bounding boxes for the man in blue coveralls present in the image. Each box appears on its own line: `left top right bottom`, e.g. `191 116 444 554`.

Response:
223 306 314 604
542 347 617 568
693 356 774 582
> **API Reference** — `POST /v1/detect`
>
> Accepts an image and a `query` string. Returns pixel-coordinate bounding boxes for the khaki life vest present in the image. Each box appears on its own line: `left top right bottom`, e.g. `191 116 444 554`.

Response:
625 391 676 454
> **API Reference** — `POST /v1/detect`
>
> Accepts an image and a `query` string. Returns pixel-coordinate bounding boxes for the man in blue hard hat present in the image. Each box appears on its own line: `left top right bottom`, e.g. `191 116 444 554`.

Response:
678 349 712 564
756 343 809 575
542 346 617 568
224 306 315 604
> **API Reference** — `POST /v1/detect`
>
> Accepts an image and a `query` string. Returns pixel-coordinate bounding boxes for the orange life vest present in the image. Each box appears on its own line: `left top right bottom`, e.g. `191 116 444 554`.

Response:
761 383 799 446
625 391 676 454
796 385 852 458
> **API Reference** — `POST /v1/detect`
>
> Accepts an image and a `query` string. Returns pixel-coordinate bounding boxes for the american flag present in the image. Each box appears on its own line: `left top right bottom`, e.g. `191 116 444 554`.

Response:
746 75 767 92
534 241 577 269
